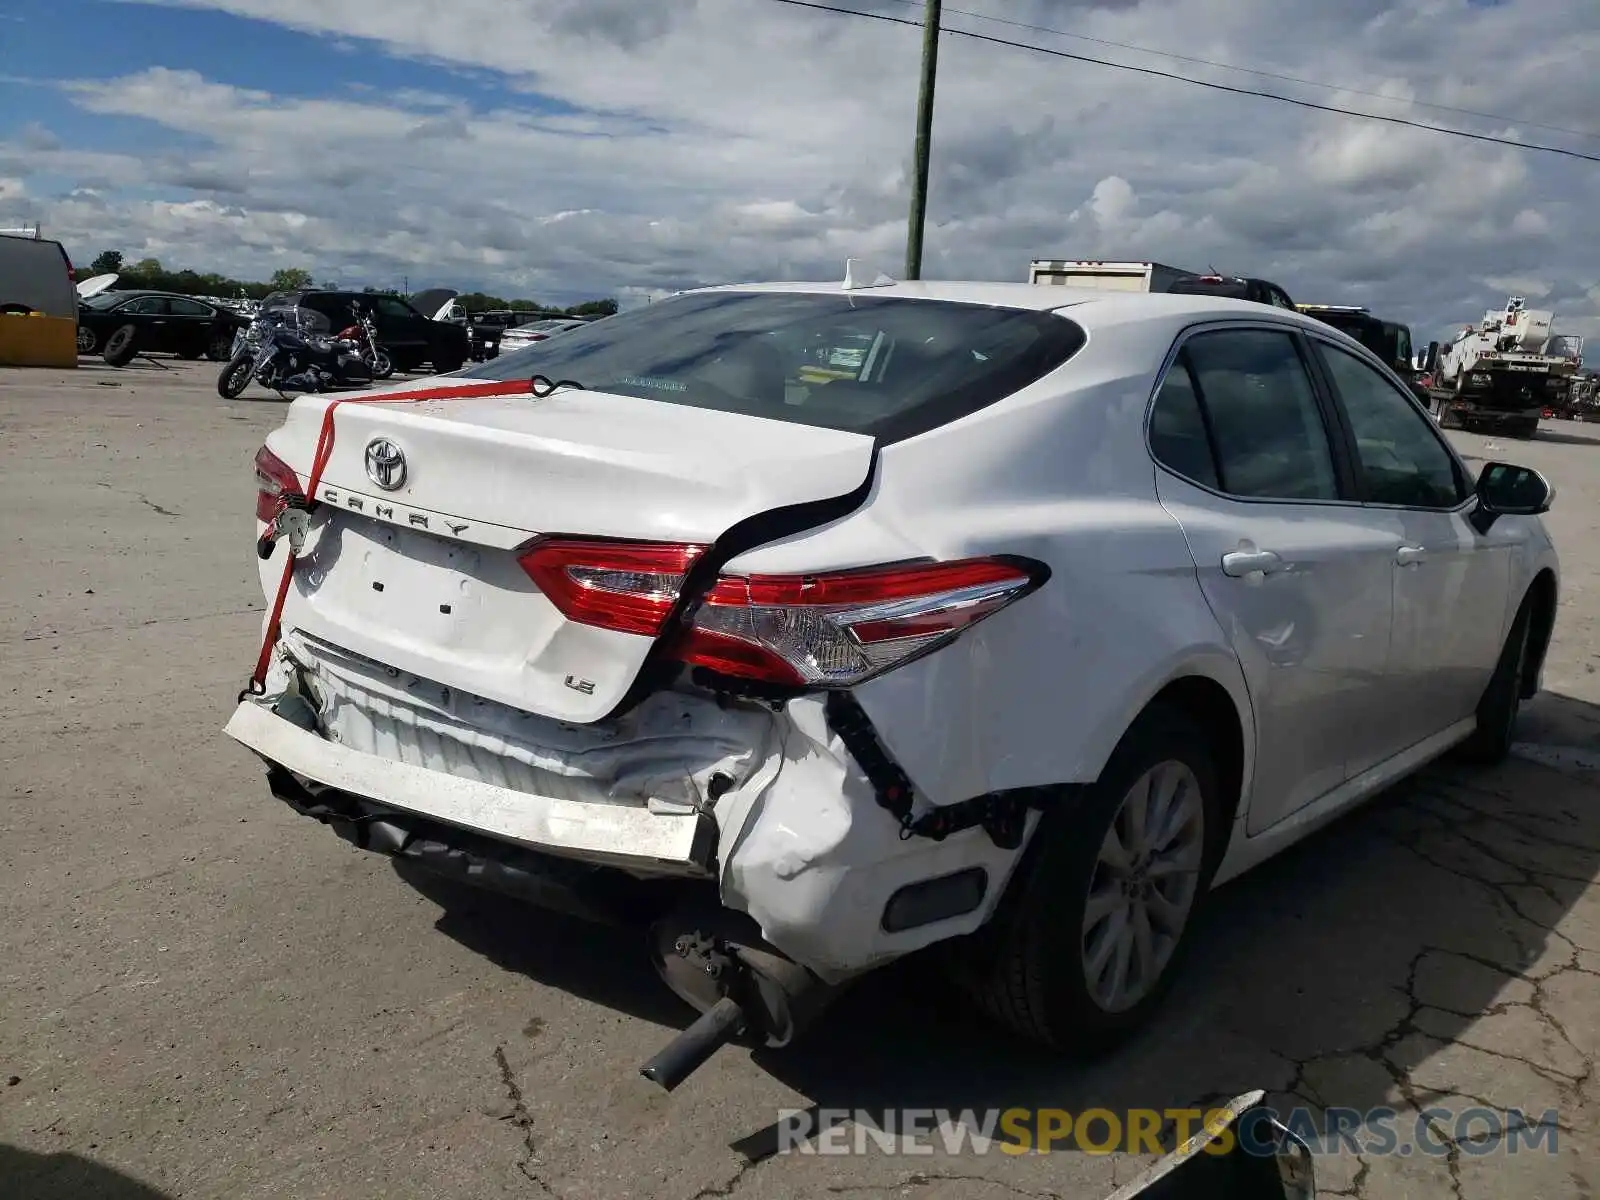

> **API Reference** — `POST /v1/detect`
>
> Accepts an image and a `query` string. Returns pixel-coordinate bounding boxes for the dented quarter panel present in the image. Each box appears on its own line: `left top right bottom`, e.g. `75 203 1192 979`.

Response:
712 696 1036 981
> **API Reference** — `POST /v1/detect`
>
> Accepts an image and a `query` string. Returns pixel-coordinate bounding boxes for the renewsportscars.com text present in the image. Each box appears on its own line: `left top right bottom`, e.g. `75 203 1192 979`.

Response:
775 1105 1560 1158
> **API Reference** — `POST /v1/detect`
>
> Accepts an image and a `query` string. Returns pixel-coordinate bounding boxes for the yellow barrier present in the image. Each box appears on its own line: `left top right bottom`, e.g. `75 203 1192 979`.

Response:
0 312 79 368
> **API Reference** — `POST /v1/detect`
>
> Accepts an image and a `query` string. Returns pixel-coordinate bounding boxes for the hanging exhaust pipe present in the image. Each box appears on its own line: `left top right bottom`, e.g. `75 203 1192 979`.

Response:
637 907 835 1092
639 996 747 1092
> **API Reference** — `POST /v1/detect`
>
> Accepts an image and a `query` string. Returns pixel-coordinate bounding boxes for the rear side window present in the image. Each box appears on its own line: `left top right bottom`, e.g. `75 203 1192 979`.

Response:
1149 363 1219 489
466 290 1086 442
1151 329 1339 501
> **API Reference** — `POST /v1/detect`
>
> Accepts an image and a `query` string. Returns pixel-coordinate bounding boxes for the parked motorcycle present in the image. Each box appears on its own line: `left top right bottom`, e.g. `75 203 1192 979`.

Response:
336 304 394 380
217 307 375 399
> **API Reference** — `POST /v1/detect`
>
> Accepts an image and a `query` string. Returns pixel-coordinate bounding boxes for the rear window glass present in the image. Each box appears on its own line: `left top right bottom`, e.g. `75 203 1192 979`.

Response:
465 290 1085 441
1169 278 1251 300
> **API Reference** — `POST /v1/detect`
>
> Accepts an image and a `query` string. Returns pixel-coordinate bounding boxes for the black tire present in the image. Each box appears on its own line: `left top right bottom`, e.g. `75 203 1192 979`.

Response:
1509 419 1539 440
102 324 140 367
1457 595 1535 765
207 331 236 361
178 347 203 361
77 325 99 355
432 351 465 375
950 704 1221 1051
217 354 254 400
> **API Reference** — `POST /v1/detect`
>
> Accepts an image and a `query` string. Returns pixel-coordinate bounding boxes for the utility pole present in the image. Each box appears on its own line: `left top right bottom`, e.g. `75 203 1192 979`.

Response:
903 0 942 281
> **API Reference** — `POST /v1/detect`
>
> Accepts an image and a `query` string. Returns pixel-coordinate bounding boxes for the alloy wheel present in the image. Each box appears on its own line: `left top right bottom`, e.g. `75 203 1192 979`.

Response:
1081 760 1205 1013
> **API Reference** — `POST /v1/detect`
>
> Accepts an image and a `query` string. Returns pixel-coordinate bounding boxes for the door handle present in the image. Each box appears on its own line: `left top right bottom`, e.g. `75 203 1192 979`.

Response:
1396 545 1427 566
1221 549 1284 577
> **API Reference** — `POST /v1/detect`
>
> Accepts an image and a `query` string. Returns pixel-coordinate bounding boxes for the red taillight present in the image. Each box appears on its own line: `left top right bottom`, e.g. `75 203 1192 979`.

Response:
254 444 304 523
518 538 708 637
517 539 1044 688
678 557 1042 687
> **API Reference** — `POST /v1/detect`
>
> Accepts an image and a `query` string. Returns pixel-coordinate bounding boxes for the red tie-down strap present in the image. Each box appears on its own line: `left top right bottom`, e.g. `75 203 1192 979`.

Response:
245 376 560 694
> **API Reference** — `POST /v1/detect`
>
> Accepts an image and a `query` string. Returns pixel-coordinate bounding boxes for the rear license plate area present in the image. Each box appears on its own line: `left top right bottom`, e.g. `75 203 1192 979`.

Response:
304 515 515 652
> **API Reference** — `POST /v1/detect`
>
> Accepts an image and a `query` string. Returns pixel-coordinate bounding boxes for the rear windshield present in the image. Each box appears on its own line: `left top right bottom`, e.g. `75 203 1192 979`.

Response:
465 290 1085 441
1170 279 1253 300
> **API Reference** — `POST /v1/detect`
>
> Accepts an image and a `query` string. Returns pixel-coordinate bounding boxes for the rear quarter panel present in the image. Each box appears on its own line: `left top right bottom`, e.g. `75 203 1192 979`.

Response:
725 311 1256 808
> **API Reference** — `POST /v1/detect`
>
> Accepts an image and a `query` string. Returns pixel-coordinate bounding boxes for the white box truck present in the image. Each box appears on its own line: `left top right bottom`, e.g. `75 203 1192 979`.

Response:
1027 260 1193 292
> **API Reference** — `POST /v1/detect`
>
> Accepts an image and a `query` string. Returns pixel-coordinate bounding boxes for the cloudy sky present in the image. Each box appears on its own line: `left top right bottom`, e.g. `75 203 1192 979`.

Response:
1 0 1596 341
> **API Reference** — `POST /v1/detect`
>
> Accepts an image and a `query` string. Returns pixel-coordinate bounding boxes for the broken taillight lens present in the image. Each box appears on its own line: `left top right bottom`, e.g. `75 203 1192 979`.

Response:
676 557 1043 688
254 444 304 523
518 538 709 637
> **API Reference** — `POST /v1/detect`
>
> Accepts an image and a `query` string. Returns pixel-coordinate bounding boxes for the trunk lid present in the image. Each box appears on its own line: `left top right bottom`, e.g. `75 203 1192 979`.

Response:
265 385 875 723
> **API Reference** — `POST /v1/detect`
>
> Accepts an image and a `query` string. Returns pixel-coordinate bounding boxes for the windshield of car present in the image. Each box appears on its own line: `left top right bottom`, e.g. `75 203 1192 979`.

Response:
465 290 1086 441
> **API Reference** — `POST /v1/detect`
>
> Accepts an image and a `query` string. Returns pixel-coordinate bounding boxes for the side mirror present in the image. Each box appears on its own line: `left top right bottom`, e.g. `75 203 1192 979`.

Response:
1470 461 1553 534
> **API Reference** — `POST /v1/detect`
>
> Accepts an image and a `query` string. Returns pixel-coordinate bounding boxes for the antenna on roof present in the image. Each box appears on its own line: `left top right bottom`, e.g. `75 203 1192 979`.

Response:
843 258 897 292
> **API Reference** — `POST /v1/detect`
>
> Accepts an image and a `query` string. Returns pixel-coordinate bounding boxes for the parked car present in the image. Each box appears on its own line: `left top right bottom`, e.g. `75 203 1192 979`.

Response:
260 290 469 374
466 309 527 361
1167 273 1298 310
77 288 248 360
0 230 76 318
228 280 1558 1085
496 316 590 354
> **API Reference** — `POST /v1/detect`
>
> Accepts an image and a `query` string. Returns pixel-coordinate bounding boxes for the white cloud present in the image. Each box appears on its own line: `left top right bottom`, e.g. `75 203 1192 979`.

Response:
1 0 1595 336
1482 275 1551 298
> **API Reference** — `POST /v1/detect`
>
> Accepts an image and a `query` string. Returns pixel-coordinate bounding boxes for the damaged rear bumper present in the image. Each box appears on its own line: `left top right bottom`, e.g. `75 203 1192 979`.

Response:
225 698 719 877
225 635 1036 987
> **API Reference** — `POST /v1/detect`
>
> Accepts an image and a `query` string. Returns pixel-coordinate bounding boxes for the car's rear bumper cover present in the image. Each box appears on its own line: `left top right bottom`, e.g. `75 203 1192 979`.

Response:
225 699 719 875
225 638 1032 981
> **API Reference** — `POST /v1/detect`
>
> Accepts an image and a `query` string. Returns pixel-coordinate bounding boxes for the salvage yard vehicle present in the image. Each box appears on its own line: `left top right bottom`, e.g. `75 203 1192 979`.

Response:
496 315 591 354
1166 273 1299 311
77 285 248 362
226 277 1559 1091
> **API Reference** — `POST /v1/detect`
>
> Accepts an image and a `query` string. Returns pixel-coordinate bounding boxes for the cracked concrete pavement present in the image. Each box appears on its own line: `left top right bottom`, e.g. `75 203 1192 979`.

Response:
2 360 1598 1199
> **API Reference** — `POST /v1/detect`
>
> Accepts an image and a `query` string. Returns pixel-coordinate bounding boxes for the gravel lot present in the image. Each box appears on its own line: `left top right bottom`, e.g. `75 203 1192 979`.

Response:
3 359 1598 1200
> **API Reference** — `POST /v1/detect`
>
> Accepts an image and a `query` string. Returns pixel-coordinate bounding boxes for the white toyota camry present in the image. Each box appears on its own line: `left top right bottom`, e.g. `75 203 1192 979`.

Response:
226 276 1559 1086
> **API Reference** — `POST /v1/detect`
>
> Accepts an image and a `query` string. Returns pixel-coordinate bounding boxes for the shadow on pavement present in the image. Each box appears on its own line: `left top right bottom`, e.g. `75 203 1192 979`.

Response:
402 691 1600 1156
0 1145 173 1200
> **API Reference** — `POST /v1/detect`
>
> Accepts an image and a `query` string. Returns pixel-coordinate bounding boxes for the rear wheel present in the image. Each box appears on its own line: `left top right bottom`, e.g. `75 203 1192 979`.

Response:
217 354 254 399
1458 596 1535 765
102 324 139 367
178 347 203 361
432 351 465 374
1509 418 1539 440
952 705 1218 1051
207 331 236 361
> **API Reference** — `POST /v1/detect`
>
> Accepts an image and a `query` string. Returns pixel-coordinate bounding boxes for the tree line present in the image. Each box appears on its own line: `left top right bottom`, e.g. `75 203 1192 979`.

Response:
83 251 618 317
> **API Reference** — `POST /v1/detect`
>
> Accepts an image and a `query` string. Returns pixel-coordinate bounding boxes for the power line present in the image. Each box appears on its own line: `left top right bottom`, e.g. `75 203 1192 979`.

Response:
767 0 1600 165
871 0 1600 143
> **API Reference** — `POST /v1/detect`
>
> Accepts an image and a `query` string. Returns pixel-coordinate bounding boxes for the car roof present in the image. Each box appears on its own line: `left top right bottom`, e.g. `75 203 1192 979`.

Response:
697 279 1334 334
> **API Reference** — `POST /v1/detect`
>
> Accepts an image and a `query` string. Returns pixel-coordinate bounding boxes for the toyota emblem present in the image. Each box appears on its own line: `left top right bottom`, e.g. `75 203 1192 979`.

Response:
364 438 407 491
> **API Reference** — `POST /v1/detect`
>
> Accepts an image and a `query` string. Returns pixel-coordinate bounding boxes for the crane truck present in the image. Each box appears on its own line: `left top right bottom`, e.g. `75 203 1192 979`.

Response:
1427 296 1582 438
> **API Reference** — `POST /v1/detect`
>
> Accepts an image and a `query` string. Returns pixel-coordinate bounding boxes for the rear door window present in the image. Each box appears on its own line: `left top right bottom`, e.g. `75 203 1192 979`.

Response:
1176 329 1340 501
465 290 1086 441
